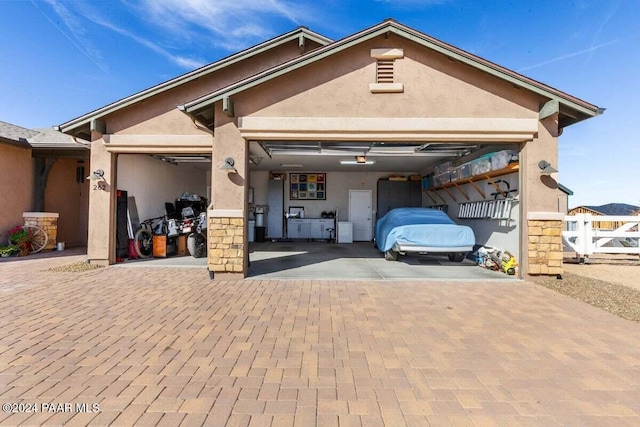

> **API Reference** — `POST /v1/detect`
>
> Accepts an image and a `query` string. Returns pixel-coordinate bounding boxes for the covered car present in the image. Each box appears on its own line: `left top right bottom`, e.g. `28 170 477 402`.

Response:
375 208 475 261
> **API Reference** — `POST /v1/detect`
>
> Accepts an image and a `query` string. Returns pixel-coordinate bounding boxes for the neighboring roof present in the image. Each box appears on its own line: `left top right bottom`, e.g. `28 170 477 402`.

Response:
29 127 90 150
0 120 89 150
57 27 332 137
0 120 38 147
558 183 573 196
182 19 603 128
576 203 640 216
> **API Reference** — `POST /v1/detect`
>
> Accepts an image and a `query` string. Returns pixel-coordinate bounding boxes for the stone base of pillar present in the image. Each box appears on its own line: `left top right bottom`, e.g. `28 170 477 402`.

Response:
207 216 245 275
23 212 59 251
527 217 563 276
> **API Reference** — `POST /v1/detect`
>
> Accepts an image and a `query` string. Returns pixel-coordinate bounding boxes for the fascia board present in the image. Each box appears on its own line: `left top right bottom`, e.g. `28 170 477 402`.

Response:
58 28 332 134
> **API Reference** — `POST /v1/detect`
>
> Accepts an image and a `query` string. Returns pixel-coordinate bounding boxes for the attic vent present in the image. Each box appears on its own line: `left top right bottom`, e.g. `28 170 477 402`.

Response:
370 48 404 93
376 59 395 83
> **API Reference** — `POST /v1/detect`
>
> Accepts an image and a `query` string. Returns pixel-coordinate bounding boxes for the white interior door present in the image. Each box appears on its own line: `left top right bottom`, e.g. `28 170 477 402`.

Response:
349 190 372 241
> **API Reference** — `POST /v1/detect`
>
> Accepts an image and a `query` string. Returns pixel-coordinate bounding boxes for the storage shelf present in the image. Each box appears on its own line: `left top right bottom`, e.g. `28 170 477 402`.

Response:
424 163 519 202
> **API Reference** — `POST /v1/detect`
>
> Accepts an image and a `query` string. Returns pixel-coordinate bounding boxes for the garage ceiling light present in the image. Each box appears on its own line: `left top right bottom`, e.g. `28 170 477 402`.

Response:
280 163 304 168
340 160 376 165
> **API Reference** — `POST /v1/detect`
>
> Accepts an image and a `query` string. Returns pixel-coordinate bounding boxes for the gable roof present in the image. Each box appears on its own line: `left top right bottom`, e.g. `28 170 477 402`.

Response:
181 19 603 128
579 203 640 216
56 27 331 139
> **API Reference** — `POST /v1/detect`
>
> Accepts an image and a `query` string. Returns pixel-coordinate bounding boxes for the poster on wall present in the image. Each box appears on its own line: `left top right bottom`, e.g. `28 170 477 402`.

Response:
289 173 326 200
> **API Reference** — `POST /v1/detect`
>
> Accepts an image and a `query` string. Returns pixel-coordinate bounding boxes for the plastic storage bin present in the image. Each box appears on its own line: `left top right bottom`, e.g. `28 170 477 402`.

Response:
433 161 452 175
490 150 518 170
458 162 472 179
433 171 452 186
471 156 492 176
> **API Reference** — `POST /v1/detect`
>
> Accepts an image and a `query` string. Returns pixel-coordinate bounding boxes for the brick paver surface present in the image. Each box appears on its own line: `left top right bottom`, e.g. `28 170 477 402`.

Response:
1 254 640 426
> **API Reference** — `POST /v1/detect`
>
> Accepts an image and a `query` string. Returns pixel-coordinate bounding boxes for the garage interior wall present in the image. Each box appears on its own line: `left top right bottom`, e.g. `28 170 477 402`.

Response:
117 155 208 222
250 169 423 220
44 158 90 247
443 172 520 260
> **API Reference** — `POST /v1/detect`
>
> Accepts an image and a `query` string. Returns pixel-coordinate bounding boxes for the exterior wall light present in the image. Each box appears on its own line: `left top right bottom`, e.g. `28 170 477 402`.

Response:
538 160 558 175
220 157 237 172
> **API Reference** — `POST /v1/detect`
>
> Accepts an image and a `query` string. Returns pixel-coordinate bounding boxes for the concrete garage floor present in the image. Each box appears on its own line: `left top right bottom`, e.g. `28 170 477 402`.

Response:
248 241 512 281
113 241 513 281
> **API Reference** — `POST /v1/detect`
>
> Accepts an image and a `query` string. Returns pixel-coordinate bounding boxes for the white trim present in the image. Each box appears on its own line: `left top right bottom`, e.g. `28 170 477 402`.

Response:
370 48 404 59
102 134 212 154
369 83 404 93
239 117 538 142
23 212 59 218
208 209 244 218
527 212 564 221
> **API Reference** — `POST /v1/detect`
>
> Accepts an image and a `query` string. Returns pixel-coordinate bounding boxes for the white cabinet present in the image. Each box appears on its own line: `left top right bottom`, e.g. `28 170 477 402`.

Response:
287 218 335 240
310 219 335 240
338 222 353 243
287 219 310 239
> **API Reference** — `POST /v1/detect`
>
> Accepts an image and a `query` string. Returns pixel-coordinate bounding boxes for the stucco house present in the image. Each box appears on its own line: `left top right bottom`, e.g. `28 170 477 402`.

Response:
56 19 602 279
0 121 90 247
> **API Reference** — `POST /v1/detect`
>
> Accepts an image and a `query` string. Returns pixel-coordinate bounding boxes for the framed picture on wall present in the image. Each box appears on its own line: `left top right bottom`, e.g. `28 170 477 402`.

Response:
290 173 326 200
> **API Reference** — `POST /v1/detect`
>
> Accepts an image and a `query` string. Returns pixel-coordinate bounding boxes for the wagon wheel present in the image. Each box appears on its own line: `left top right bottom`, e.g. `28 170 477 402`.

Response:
24 225 48 254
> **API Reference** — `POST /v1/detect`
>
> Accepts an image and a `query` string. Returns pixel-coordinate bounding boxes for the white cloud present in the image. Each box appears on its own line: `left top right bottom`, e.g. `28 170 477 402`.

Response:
133 0 316 51
41 0 322 69
33 0 108 72
518 39 619 72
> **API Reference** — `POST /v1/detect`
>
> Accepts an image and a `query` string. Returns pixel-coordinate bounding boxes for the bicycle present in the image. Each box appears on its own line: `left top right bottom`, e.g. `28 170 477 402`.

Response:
133 216 168 259
8 225 48 254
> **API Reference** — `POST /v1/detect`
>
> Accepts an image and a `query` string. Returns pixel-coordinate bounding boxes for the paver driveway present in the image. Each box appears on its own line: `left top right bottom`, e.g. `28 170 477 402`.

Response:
1 253 640 426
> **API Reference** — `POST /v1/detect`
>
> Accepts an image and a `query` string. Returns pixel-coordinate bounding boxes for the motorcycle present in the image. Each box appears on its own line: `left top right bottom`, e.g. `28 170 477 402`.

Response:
180 206 207 258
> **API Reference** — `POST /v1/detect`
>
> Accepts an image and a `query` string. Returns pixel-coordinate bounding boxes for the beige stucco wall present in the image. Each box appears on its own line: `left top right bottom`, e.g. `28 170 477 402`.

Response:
233 35 540 119
105 39 323 136
44 158 90 246
86 132 116 265
0 143 34 237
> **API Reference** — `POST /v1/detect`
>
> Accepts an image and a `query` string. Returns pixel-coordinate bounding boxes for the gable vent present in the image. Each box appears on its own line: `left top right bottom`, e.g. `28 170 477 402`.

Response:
377 59 395 83
370 48 404 93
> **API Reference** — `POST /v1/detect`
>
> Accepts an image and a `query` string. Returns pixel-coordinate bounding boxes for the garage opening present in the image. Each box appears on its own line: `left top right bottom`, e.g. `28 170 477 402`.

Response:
114 154 210 266
246 140 520 280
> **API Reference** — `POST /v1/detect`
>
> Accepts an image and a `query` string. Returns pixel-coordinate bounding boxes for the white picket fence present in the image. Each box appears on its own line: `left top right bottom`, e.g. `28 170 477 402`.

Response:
563 214 640 256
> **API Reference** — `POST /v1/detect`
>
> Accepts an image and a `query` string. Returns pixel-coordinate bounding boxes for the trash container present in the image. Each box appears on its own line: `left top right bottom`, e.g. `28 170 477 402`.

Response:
255 226 266 242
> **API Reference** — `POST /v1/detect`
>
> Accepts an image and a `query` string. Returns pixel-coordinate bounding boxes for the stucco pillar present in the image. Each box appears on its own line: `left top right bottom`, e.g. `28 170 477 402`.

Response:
208 110 248 279
87 131 117 266
520 116 563 277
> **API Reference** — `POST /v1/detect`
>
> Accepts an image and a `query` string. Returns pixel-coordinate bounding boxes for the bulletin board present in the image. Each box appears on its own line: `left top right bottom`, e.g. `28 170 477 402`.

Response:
289 173 326 200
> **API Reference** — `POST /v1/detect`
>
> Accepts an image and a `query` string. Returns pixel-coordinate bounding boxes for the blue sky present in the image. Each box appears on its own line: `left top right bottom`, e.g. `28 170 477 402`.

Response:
1 0 638 207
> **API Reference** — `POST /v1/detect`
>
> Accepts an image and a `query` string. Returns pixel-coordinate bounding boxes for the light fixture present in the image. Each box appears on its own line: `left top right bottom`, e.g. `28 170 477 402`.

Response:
220 157 236 172
538 160 558 175
340 160 376 165
249 156 263 166
280 163 304 168
86 169 105 180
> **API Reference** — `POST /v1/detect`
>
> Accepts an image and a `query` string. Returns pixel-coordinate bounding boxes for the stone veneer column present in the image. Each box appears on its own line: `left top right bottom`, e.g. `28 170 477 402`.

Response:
208 214 245 275
526 212 564 275
23 212 58 251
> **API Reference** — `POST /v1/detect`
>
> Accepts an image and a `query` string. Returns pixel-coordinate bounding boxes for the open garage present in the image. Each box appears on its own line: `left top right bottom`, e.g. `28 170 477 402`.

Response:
56 20 601 280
